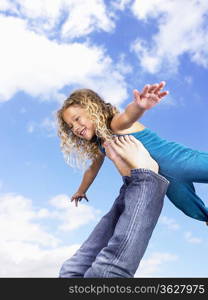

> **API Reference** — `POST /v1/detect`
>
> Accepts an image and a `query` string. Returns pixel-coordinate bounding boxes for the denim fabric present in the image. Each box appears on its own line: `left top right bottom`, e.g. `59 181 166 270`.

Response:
96 129 208 222
59 169 169 278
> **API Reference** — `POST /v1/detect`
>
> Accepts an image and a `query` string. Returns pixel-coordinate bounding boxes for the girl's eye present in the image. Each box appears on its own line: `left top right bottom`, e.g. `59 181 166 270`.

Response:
68 117 79 130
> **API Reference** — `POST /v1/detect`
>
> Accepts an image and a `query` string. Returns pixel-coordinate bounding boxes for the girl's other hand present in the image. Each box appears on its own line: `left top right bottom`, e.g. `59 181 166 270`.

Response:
71 191 89 207
133 81 169 110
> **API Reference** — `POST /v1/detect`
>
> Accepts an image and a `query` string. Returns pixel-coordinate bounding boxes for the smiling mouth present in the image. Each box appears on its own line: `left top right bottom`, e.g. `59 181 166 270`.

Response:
80 128 86 136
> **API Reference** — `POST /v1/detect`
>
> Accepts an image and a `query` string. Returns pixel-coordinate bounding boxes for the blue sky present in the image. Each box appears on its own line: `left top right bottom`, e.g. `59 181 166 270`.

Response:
0 0 208 277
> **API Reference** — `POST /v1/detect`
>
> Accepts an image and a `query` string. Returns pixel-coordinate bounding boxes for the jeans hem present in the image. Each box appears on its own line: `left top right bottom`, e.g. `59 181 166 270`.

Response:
123 168 170 185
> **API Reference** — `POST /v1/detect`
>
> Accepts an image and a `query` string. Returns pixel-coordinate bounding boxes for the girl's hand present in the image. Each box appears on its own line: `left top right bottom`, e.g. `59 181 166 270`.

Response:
133 81 169 110
71 191 89 207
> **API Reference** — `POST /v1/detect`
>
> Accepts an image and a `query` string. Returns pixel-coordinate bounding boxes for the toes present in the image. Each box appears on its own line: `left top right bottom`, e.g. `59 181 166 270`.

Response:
113 136 123 146
107 138 119 150
111 135 139 147
122 134 136 145
115 135 135 145
123 135 131 141
118 136 126 144
128 135 144 147
128 135 138 144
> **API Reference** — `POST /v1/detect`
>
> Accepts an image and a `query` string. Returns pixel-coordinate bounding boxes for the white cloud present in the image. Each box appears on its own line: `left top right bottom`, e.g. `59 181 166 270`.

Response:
0 12 128 105
115 53 133 74
0 240 80 277
0 0 115 38
0 0 13 10
159 216 180 230
0 192 101 276
111 0 133 11
135 252 178 277
27 119 55 138
184 231 202 244
40 116 57 137
49 194 101 231
130 0 208 73
60 0 115 39
0 193 60 248
26 110 57 137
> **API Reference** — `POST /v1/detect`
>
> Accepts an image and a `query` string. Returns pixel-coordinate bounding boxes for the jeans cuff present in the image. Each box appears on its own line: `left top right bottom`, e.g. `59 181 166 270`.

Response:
130 168 169 185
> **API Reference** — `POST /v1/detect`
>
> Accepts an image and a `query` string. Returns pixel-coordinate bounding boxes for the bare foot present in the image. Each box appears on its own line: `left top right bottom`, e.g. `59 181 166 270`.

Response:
103 139 131 176
104 135 159 174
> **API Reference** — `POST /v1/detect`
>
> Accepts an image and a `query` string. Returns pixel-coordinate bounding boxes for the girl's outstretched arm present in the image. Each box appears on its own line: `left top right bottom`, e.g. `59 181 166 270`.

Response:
110 81 169 132
74 152 105 201
71 152 105 207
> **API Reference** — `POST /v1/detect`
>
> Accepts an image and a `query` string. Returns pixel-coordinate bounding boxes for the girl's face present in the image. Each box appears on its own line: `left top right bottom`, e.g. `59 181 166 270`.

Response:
62 105 96 141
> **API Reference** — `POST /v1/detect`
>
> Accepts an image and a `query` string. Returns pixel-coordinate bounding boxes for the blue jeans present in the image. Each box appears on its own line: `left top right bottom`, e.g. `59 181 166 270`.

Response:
59 169 169 278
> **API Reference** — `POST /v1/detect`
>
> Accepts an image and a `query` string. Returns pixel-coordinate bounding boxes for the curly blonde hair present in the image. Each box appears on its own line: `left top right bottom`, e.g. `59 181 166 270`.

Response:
56 88 120 171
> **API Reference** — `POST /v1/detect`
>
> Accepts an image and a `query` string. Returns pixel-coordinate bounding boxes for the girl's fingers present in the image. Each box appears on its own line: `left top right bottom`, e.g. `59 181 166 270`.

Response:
148 84 159 93
133 89 140 97
140 81 167 97
151 81 166 93
154 82 165 93
141 85 150 97
158 91 169 98
71 196 89 203
71 194 88 205
84 196 89 201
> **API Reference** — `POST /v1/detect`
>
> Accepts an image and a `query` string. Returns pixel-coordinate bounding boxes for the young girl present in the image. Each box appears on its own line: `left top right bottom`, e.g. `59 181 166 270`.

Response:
56 82 208 224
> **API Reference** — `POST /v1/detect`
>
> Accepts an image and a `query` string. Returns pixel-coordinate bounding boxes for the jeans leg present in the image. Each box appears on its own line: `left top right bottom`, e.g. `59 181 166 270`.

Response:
84 169 169 278
59 179 129 278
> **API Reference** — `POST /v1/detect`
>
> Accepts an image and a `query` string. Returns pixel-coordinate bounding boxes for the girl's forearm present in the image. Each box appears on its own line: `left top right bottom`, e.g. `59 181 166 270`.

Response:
124 101 145 123
77 168 98 193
